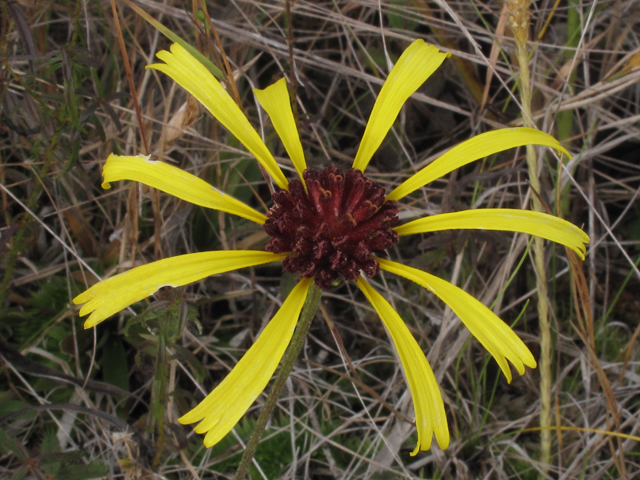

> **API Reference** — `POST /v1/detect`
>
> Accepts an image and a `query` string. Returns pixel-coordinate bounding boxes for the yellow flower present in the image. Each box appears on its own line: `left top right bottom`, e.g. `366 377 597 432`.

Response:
73 40 589 455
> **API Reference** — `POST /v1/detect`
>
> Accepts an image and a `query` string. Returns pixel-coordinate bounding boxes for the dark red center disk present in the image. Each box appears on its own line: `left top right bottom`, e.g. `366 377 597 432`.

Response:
264 165 399 288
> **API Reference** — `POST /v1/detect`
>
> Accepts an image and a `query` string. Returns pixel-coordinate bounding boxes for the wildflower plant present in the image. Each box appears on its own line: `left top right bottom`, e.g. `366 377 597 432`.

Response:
74 40 589 455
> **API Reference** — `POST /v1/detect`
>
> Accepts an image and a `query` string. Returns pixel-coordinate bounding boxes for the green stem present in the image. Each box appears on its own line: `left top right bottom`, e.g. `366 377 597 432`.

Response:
234 282 322 480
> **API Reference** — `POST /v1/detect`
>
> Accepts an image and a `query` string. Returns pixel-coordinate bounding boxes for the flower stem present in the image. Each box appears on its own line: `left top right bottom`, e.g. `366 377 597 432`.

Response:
234 282 322 480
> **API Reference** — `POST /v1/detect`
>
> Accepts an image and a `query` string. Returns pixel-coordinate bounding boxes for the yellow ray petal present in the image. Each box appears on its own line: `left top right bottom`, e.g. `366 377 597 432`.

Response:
74 251 288 328
395 209 589 259
386 128 571 201
179 277 313 448
377 258 536 383
103 154 267 225
357 277 449 453
148 43 288 190
352 40 449 173
254 78 307 181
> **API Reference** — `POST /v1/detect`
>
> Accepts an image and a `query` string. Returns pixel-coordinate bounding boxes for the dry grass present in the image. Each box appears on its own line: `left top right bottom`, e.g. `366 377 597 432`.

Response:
1 0 639 479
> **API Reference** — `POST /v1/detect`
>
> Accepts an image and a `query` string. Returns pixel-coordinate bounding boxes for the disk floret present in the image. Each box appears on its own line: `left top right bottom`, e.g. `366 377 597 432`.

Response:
264 165 399 288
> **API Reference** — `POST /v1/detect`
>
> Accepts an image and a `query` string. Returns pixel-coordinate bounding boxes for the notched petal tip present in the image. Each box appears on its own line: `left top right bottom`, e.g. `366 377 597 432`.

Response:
72 292 88 306
102 153 150 189
82 315 102 330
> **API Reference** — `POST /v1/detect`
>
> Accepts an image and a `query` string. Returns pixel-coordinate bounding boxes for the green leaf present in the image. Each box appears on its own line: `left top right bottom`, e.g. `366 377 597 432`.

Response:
40 428 59 455
56 462 109 480
0 393 30 418
0 427 27 459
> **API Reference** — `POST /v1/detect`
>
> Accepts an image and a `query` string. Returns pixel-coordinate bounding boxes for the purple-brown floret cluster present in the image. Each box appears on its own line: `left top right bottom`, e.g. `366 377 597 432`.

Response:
264 165 399 288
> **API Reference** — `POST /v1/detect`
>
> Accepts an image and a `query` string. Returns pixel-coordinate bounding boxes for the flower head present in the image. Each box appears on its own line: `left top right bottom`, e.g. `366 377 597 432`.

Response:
74 40 589 455
265 165 400 287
